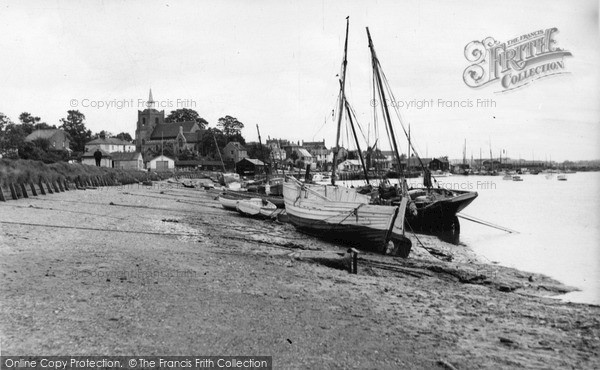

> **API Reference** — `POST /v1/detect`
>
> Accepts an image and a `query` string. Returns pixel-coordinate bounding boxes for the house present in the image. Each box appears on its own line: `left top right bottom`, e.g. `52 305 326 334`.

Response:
406 157 432 171
265 138 287 162
24 129 71 151
112 151 144 170
222 142 248 163
365 149 391 170
337 159 362 172
236 158 265 177
81 149 112 167
147 155 175 171
429 158 450 172
302 140 328 169
85 137 135 154
174 160 202 171
293 148 314 169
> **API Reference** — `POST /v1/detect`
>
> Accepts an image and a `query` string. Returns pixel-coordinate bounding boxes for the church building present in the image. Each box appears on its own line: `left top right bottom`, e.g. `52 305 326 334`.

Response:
135 90 204 158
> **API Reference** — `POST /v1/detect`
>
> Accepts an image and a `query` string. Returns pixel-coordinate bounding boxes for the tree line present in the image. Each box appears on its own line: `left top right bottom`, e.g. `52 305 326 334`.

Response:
0 108 251 163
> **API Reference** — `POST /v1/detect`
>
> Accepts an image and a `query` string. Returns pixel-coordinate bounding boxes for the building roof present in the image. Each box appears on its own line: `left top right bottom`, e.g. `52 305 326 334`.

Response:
25 129 66 141
238 158 265 166
225 141 246 151
296 148 312 157
87 137 132 145
183 132 202 143
147 154 176 162
150 121 197 139
111 152 142 161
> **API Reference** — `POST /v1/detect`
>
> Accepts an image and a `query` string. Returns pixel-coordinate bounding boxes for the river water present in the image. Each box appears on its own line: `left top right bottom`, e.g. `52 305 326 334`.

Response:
339 172 600 305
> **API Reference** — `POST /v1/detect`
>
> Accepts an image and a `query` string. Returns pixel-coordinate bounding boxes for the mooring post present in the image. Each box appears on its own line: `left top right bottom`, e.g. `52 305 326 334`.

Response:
348 248 359 274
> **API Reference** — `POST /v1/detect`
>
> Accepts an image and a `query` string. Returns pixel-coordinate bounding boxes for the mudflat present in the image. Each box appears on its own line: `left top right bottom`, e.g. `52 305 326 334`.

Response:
1 183 598 369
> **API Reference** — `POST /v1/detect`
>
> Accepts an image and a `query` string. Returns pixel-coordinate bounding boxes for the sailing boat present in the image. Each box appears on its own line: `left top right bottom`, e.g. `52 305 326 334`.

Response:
357 28 477 233
283 18 412 257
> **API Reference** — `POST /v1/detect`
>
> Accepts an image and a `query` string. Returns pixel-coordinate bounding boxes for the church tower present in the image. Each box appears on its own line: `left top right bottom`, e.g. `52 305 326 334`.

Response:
135 89 165 152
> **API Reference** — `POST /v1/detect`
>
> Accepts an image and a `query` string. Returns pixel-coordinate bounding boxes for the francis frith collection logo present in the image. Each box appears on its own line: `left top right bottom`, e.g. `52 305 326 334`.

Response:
463 27 572 92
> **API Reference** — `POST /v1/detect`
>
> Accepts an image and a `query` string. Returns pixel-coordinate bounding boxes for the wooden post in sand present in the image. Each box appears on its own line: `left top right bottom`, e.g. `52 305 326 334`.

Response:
348 248 359 274
20 183 29 198
38 180 46 195
29 182 38 196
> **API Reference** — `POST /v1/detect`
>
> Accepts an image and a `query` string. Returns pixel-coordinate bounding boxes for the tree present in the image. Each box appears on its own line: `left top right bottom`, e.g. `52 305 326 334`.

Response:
19 112 43 135
246 142 271 161
33 122 56 130
200 128 227 158
0 112 12 133
59 110 91 153
217 115 244 140
165 108 208 129
93 130 113 140
1 122 26 156
115 132 133 142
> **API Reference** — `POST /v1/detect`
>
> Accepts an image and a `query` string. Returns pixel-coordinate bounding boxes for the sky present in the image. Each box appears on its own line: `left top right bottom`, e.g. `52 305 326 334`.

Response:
0 0 598 161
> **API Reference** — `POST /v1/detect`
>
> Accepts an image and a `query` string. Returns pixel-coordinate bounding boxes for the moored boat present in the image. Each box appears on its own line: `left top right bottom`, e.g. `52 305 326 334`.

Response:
557 174 567 181
218 193 239 211
284 180 411 255
236 198 278 218
282 19 412 257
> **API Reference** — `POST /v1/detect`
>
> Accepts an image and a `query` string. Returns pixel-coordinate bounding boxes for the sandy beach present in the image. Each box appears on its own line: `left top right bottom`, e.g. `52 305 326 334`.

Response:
0 182 599 369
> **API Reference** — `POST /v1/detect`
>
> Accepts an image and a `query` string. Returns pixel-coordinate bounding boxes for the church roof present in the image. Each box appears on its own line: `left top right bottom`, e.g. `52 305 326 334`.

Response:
150 121 197 140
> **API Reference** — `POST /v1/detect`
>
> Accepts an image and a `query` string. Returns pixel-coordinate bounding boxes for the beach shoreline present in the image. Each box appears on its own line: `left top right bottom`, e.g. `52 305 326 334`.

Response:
1 182 598 368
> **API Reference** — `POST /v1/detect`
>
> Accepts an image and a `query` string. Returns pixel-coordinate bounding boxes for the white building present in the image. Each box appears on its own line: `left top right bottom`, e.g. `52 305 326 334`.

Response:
146 155 175 170
85 138 135 154
337 159 362 172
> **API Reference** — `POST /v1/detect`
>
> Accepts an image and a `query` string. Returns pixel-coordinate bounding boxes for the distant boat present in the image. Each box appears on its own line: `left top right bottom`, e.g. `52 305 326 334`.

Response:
512 175 524 181
502 173 512 180
236 198 278 218
557 174 568 181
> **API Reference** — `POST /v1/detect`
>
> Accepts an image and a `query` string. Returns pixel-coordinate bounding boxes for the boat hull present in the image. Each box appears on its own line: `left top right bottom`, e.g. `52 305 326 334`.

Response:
236 198 277 218
405 188 478 231
283 181 410 255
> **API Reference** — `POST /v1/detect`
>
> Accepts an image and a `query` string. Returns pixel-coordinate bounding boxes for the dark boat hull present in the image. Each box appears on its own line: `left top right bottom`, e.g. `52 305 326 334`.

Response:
405 189 478 231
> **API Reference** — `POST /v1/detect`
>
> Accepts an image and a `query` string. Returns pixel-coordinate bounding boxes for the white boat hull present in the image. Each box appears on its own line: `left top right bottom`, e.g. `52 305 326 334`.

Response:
283 181 410 255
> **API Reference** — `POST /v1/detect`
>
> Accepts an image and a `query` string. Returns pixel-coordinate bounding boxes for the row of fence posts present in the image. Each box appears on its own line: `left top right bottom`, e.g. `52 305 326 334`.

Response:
0 175 117 202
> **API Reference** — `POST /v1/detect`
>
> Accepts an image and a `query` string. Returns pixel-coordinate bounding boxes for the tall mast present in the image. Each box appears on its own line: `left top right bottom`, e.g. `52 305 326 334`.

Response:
256 124 267 177
407 123 411 171
213 132 226 172
330 16 350 186
367 27 404 180
345 100 370 185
